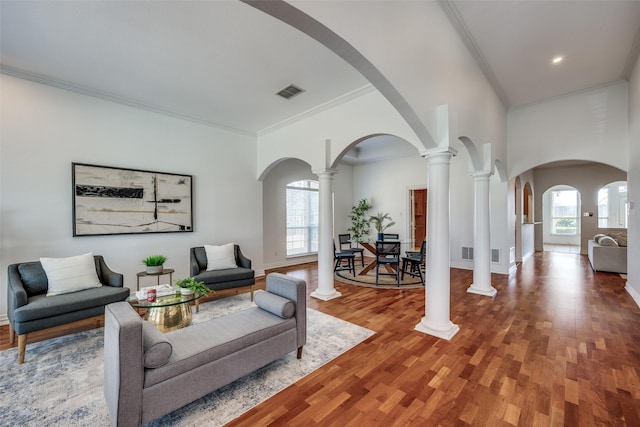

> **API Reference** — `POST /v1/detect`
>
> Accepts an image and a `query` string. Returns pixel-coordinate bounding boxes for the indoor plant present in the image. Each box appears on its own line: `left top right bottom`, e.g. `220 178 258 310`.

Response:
370 212 395 240
142 254 167 274
347 198 372 243
174 276 211 297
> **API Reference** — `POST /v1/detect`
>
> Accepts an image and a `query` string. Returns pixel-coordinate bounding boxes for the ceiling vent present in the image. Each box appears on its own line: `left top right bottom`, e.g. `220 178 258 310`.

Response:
276 84 305 100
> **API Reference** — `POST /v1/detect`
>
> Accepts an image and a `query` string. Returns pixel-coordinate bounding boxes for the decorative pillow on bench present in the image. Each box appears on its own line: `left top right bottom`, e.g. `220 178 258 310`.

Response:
254 290 295 319
142 322 173 368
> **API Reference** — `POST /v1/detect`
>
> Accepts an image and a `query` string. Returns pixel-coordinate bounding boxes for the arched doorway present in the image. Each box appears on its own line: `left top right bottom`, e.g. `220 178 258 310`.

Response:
542 185 581 253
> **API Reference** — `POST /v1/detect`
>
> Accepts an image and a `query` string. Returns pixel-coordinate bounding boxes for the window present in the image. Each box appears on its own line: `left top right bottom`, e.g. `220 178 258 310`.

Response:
550 189 578 235
598 181 627 228
286 180 319 256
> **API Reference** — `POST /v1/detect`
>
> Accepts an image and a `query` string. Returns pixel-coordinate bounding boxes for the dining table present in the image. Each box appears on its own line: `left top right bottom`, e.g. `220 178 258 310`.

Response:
358 241 402 276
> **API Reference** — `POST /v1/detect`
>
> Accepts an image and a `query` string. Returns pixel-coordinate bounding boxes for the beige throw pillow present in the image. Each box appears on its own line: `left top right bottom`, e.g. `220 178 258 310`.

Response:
40 253 102 296
204 243 237 271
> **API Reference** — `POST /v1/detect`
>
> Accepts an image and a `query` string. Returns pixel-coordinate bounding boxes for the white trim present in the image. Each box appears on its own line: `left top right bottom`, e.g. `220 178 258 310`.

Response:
258 84 376 135
0 315 8 326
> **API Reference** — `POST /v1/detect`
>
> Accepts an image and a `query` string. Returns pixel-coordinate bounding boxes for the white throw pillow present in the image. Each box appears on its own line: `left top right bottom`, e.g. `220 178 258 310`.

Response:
598 236 619 247
204 243 237 271
40 253 102 296
593 233 607 244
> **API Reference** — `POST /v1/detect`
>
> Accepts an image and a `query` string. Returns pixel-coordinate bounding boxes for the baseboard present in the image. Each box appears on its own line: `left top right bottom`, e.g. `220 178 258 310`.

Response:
264 256 318 271
0 314 8 326
449 261 509 275
625 282 640 309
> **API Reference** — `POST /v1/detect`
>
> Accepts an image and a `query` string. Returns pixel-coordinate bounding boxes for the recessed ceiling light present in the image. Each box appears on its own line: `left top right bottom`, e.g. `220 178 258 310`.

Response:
552 56 563 64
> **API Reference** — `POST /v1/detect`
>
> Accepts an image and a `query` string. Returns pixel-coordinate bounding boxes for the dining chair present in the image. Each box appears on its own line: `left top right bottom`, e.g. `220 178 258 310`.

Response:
333 241 355 276
401 240 426 285
338 233 365 267
375 240 400 286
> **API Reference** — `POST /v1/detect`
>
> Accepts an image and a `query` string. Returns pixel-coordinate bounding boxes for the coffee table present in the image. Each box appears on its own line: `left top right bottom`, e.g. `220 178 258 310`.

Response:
127 292 202 333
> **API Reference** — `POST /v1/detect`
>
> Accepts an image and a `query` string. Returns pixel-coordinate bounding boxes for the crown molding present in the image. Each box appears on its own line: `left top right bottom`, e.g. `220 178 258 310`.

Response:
439 0 510 109
0 65 256 137
257 84 376 136
622 26 640 80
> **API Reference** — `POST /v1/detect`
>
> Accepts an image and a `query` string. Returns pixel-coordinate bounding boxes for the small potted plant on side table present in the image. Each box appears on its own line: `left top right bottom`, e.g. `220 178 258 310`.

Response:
142 254 167 274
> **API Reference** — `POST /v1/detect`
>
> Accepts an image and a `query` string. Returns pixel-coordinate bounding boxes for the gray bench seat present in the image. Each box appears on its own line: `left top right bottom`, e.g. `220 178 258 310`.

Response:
104 273 306 427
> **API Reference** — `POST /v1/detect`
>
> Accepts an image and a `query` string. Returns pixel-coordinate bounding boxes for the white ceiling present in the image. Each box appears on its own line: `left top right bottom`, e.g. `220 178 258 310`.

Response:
444 0 640 108
2 0 640 141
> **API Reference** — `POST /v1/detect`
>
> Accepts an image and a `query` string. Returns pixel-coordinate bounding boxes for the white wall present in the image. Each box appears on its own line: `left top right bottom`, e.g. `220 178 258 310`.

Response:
351 153 426 246
257 89 421 178
627 53 640 305
508 81 629 178
0 75 264 319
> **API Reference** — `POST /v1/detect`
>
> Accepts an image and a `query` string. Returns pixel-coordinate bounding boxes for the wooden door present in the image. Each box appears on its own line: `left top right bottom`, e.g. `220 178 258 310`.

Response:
412 189 427 248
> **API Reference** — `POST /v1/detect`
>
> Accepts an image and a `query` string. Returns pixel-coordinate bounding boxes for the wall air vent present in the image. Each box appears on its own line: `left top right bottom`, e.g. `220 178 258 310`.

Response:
276 84 305 99
492 249 501 263
462 247 474 261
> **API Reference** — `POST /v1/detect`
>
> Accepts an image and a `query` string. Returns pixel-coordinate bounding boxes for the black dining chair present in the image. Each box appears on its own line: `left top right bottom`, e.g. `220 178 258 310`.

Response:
333 241 355 276
375 240 401 286
401 240 426 285
338 233 365 267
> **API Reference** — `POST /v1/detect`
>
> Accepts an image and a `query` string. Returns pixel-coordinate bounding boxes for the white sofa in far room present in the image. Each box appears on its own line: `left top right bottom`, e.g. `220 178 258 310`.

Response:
587 232 627 274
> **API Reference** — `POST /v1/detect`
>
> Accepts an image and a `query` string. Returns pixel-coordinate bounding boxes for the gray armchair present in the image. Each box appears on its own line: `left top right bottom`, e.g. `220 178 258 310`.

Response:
7 255 129 363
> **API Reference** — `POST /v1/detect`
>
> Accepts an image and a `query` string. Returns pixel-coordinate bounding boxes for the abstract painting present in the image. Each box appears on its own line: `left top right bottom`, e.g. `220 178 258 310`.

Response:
72 163 193 236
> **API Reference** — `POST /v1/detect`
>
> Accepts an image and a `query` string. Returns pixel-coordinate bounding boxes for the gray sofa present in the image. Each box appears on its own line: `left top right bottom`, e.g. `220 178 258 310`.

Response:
190 245 255 299
7 255 130 364
103 272 306 427
588 239 627 274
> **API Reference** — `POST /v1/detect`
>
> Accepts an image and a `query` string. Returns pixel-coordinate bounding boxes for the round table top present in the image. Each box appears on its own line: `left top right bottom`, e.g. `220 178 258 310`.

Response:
127 291 201 309
136 268 175 277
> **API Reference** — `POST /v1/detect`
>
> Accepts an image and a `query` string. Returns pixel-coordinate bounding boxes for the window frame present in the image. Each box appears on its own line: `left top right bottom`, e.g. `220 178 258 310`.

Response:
549 188 578 236
285 180 319 257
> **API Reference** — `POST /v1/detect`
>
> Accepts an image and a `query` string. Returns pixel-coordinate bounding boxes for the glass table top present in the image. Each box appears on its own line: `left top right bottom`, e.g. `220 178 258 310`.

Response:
127 291 201 309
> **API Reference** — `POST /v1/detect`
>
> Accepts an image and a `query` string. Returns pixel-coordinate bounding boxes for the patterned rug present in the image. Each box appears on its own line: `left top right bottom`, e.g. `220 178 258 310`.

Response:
0 294 374 427
335 262 425 289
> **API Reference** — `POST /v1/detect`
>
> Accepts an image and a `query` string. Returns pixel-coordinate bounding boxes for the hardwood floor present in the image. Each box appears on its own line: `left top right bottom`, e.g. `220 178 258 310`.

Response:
1 251 637 425
229 252 639 426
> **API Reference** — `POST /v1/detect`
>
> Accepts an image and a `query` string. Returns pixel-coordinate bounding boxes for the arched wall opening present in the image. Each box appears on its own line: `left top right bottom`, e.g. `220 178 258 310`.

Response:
531 161 626 254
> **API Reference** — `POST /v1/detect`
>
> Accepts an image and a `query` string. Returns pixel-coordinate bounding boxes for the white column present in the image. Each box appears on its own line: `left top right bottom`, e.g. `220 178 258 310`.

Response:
311 169 342 301
415 148 459 340
468 172 497 296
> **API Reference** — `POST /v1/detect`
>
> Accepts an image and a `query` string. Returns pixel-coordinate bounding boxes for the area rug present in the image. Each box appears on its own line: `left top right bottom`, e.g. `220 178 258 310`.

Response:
335 262 425 289
0 294 374 427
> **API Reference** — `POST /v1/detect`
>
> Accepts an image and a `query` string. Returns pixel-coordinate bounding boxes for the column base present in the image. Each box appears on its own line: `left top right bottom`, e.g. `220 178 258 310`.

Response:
415 318 460 340
310 290 342 301
467 284 497 297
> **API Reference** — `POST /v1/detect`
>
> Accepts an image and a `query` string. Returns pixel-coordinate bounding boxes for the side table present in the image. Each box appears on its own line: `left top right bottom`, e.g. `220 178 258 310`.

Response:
136 268 175 291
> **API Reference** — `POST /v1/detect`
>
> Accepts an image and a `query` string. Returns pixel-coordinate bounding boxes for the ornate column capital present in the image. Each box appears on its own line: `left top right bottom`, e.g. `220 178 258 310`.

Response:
312 168 339 177
419 146 458 161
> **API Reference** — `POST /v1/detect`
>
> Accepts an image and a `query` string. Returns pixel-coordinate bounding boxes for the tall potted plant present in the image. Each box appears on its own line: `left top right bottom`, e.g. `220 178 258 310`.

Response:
370 212 395 240
347 198 372 244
